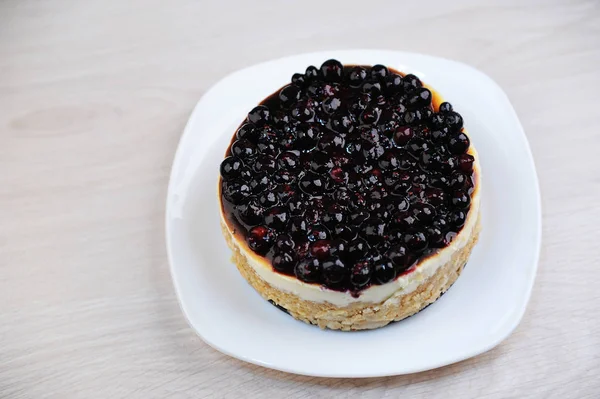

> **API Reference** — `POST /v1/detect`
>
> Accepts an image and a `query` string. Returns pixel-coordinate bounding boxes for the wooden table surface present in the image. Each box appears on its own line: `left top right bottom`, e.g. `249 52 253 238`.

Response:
2 1 599 397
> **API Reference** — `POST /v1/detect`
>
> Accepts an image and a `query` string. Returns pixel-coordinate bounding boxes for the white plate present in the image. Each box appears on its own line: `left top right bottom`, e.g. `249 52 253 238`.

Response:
165 50 541 377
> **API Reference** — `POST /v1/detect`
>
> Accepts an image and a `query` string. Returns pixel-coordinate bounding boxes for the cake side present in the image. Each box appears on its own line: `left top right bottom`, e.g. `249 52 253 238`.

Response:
222 212 480 331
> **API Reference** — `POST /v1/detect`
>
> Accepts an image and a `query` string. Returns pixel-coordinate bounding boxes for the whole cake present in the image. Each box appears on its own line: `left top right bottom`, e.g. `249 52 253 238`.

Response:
218 59 481 331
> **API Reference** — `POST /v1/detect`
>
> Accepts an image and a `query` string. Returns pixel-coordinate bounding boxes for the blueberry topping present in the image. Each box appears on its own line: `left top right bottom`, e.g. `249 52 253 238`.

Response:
221 61 475 292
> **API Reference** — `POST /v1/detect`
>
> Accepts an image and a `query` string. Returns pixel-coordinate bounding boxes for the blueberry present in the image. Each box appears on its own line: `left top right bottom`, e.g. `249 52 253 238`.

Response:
299 171 330 195
264 206 289 230
279 85 301 107
402 74 422 93
348 93 371 115
407 88 432 109
445 111 463 132
373 256 396 284
236 123 258 142
370 64 388 80
272 250 296 273
322 257 347 285
247 226 275 254
309 239 331 259
236 198 264 226
387 244 413 272
451 189 471 209
291 101 314 122
451 172 474 191
427 227 445 248
433 216 450 231
349 209 370 225
346 237 370 261
360 105 381 125
384 74 403 95
458 153 475 172
392 211 418 230
231 139 257 159
276 151 300 171
317 131 345 152
362 142 386 162
275 234 295 250
258 191 279 208
430 127 449 143
423 187 446 206
323 204 345 227
222 180 251 204
347 66 368 87
449 210 467 228
448 132 470 154
256 137 280 157
320 59 343 82
350 260 372 288
248 172 269 194
289 216 309 238
248 105 270 126
333 224 358 241
322 96 342 114
362 80 382 95
378 149 402 170
439 102 453 113
330 110 354 133
411 201 436 222
220 156 244 180
393 126 414 146
292 73 307 87
295 123 321 150
305 65 319 81
306 224 330 242
403 231 428 251
361 218 386 244
295 258 322 282
273 169 297 184
252 155 276 174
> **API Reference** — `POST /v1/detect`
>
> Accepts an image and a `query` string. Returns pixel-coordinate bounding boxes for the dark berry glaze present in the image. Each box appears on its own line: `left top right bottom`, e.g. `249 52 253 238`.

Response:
219 60 478 295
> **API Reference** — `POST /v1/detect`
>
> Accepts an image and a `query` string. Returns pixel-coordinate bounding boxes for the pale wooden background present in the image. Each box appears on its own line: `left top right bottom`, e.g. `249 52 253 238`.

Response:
1 0 599 398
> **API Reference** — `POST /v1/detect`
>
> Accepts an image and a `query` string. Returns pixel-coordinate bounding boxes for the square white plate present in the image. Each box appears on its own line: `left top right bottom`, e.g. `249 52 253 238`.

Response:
165 50 541 377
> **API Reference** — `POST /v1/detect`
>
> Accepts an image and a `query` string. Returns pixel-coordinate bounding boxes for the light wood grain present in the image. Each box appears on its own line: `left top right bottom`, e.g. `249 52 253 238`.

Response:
1 0 599 397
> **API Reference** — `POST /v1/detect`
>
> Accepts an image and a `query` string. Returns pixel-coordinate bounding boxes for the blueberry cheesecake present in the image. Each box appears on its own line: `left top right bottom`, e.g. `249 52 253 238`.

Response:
218 59 481 331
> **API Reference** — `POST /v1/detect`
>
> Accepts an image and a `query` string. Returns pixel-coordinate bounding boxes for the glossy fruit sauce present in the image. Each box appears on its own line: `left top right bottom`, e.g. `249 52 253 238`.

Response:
219 59 476 293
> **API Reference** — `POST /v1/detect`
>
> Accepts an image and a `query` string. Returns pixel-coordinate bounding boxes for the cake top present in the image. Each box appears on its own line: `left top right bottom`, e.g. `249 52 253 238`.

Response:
219 59 476 294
